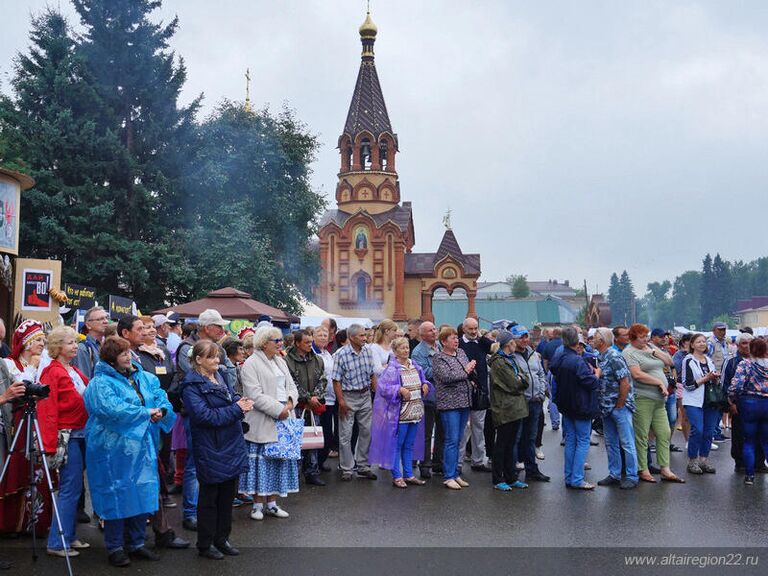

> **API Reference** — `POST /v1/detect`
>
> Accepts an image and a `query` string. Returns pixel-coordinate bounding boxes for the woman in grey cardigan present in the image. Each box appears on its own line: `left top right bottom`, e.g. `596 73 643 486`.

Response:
239 325 299 520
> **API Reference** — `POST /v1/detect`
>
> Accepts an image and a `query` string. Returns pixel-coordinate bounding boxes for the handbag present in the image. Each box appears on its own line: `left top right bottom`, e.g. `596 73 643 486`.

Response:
262 417 303 460
300 409 325 451
46 428 72 471
704 381 727 410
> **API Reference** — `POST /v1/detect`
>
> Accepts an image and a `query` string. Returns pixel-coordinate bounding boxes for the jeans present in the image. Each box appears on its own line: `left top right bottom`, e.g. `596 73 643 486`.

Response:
47 437 85 550
104 514 148 553
738 396 768 476
338 390 373 473
440 408 470 481
298 408 321 477
197 478 237 550
562 416 592 486
516 400 543 476
665 394 678 427
684 405 720 459
603 407 638 482
183 416 199 520
392 422 419 479
492 419 522 485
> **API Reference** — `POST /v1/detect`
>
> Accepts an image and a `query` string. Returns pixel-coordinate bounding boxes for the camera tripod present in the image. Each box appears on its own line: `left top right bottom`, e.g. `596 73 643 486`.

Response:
0 397 74 576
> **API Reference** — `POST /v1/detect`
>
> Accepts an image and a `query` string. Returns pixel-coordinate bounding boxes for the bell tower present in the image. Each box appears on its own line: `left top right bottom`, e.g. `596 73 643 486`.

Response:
335 10 400 214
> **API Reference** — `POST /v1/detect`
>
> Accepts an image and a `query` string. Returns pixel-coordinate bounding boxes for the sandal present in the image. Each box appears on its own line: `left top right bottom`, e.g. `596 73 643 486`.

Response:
660 474 685 483
404 476 426 486
639 474 657 483
392 478 407 489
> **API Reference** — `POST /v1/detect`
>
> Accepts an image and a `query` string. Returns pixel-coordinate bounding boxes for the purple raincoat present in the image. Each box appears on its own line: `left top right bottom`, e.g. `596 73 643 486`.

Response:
369 360 432 469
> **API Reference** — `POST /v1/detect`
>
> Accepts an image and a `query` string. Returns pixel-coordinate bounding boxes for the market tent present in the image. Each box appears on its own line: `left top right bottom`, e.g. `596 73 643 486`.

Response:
298 297 337 318
154 287 298 324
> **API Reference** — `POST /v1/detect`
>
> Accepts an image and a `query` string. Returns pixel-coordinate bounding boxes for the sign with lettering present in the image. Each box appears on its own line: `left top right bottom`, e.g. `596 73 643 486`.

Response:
109 295 135 320
0 179 21 256
64 283 96 310
21 269 52 312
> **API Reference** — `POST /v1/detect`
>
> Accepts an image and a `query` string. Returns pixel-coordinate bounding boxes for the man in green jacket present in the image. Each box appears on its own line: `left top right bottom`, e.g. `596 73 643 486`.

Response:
286 329 327 486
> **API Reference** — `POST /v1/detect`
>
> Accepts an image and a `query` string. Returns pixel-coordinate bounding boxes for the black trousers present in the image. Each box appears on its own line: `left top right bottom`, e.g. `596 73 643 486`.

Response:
197 478 237 550
319 404 339 466
421 404 444 469
493 419 522 485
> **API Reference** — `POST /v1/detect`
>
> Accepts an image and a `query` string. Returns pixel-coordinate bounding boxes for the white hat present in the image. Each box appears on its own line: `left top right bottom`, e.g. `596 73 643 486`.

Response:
198 309 229 327
152 314 170 328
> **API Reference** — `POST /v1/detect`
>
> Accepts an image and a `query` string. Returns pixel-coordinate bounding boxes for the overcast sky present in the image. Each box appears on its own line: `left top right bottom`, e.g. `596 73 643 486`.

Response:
3 1 768 296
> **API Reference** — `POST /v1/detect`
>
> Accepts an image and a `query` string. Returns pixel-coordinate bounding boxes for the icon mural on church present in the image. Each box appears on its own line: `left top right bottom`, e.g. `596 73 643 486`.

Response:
354 226 368 250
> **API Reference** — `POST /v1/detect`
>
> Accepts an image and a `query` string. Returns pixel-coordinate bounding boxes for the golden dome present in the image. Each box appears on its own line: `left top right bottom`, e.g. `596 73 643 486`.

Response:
359 12 377 38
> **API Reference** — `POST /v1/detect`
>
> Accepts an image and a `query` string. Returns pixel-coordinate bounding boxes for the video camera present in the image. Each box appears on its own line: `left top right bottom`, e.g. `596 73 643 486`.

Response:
15 379 50 402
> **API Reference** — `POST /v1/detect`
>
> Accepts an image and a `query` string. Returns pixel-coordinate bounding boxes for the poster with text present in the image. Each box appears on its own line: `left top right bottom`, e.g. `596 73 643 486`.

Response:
0 180 20 255
21 268 52 311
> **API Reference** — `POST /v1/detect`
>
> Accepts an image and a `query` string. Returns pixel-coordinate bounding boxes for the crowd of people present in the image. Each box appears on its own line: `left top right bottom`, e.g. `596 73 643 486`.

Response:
1 309 767 567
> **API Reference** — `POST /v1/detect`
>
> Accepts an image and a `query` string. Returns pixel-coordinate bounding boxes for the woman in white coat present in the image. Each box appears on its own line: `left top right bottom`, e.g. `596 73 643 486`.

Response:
239 325 299 520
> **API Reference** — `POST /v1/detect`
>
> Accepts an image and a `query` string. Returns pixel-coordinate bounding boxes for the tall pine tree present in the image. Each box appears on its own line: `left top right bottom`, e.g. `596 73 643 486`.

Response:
618 270 636 325
607 272 621 325
70 0 201 306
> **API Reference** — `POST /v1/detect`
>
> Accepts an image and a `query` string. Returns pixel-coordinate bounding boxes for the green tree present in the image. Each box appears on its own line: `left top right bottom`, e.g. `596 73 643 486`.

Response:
618 270 636 325
711 253 734 321
0 8 126 304
670 271 701 328
507 274 530 298
607 272 621 325
181 101 324 312
70 0 201 306
753 258 768 296
700 253 715 326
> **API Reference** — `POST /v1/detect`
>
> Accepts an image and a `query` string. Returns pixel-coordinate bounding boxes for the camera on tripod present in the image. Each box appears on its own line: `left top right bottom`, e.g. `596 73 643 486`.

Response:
15 379 50 402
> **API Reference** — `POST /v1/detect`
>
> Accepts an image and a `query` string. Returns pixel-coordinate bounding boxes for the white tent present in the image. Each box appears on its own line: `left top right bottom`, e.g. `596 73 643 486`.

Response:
300 316 374 329
298 297 337 318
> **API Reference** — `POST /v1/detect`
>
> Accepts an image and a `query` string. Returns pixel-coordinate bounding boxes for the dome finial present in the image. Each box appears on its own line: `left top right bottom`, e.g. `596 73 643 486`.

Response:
359 2 377 39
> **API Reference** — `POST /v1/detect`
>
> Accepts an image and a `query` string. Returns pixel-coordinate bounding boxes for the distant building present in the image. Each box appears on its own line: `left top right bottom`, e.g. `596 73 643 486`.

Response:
316 12 481 322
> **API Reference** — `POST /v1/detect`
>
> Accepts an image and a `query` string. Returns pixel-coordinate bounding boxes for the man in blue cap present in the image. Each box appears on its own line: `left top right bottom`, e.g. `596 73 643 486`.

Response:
707 322 731 443
509 325 551 482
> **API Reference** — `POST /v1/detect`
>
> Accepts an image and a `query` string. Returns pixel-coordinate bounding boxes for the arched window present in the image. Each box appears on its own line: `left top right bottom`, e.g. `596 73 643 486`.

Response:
379 140 388 170
357 276 367 302
360 138 372 170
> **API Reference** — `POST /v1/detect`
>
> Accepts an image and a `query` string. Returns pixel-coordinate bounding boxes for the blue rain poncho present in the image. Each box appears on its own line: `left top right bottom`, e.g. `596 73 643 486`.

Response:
84 360 175 520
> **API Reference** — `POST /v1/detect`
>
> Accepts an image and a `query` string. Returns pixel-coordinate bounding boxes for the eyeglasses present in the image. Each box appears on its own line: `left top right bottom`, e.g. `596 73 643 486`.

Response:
269 338 282 344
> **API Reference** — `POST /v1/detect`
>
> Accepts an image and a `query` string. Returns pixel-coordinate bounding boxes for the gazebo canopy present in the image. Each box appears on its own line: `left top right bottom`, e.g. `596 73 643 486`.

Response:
154 287 298 324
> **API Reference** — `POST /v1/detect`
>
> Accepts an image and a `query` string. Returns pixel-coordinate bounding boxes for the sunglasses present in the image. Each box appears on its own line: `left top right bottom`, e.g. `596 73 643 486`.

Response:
269 338 282 344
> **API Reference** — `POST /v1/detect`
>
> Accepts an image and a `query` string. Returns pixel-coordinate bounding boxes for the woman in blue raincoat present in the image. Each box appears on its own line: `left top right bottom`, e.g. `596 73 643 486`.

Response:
84 336 175 567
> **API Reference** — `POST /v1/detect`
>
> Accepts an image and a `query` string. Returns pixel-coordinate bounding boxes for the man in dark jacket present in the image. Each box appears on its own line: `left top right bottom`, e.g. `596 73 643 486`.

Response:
458 317 494 472
551 327 600 489
286 329 328 486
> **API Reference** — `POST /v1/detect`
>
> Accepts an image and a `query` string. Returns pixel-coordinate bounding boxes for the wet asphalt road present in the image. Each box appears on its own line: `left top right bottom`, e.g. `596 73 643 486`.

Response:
2 426 767 576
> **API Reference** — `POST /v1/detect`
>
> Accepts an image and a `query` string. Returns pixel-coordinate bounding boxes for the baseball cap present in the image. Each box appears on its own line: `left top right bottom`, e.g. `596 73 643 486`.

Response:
166 312 181 325
496 330 514 347
713 322 728 330
152 314 170 328
650 328 666 338
510 325 529 339
198 309 229 327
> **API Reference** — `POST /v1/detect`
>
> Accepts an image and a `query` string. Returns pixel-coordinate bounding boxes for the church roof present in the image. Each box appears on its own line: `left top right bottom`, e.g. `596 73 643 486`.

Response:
319 202 412 233
343 61 392 139
405 229 481 276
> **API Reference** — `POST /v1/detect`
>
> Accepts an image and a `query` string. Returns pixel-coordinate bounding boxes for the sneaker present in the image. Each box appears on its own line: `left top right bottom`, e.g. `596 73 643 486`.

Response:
699 461 716 474
128 546 160 561
232 497 244 507
597 475 620 487
70 539 90 550
250 507 264 521
108 550 131 567
710 443 719 451
745 475 755 486
713 433 728 442
509 480 528 489
619 479 638 490
493 482 512 491
47 548 79 558
687 460 703 475
535 449 545 460
515 462 525 470
356 469 378 480
341 472 353 481
265 505 289 518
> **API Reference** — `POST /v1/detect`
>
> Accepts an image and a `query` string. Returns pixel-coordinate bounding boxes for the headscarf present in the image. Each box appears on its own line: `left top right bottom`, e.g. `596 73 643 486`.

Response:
10 319 45 361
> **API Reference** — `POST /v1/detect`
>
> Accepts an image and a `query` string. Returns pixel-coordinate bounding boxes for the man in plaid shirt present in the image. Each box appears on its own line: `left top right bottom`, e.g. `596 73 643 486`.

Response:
332 324 378 481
